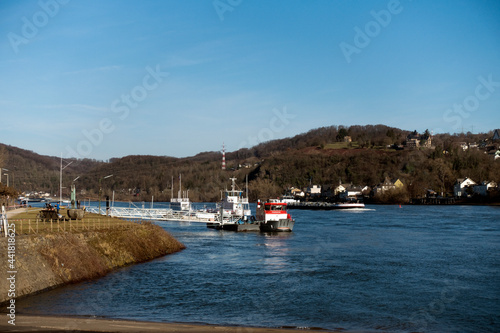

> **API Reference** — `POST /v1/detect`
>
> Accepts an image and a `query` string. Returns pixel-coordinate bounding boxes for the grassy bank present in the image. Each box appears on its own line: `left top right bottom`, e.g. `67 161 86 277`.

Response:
0 209 185 303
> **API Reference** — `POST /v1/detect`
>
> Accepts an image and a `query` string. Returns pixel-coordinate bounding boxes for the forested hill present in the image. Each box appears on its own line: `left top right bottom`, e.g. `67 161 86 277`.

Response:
1 125 499 202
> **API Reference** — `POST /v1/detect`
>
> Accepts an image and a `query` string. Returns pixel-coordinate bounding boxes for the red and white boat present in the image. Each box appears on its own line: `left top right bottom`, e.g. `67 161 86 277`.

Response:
256 199 295 232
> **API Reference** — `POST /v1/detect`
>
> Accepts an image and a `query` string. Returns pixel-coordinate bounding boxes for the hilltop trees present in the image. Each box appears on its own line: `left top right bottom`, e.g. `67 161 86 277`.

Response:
2 125 499 203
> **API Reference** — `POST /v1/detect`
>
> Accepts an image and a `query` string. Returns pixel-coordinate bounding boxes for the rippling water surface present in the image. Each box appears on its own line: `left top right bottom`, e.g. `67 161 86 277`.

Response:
17 204 500 332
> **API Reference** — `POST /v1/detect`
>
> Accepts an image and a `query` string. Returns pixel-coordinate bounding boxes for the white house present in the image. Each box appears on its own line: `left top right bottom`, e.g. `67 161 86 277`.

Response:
454 177 477 197
333 184 348 195
373 177 397 196
339 185 364 198
306 185 321 195
290 187 305 197
473 181 498 196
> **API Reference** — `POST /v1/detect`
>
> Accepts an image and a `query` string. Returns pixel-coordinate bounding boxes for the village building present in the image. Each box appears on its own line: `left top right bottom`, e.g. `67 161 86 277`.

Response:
372 177 404 196
405 130 432 149
453 177 476 197
473 181 498 196
333 183 349 195
338 185 366 199
289 187 304 197
306 184 321 196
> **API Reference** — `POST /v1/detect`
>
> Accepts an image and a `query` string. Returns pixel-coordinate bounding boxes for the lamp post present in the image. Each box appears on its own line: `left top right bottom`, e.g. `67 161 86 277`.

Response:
71 176 80 209
59 154 73 205
98 174 113 214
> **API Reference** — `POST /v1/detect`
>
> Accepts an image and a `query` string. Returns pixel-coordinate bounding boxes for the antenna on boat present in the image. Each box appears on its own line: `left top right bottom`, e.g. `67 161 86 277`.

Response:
230 177 237 192
246 174 248 199
178 174 182 198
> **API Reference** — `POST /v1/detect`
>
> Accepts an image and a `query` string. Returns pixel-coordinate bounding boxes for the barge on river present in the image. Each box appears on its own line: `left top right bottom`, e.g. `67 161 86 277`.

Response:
287 201 365 210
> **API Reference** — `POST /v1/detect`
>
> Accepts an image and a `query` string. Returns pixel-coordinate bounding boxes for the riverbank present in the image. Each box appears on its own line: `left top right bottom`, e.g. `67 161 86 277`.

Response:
0 314 350 332
0 208 185 304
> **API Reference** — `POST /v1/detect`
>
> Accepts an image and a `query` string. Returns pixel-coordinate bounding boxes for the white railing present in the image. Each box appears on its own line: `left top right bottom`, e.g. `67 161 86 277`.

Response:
86 206 218 223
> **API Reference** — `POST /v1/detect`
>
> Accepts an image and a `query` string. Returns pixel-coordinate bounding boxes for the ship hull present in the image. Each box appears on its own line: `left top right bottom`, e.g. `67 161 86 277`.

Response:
259 218 295 232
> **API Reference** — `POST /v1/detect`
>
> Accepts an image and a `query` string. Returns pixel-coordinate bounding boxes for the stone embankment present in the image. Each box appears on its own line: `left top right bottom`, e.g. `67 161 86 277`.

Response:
0 215 185 304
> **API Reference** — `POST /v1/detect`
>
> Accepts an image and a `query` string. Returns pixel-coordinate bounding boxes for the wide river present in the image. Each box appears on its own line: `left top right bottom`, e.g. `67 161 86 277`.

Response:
17 204 500 332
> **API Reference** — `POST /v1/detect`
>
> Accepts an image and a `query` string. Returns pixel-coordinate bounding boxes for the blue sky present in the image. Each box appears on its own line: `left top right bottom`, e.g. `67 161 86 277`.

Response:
1 0 499 160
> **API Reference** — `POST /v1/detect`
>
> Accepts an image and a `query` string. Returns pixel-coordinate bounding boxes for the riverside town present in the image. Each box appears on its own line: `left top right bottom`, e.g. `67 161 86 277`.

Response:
1 125 500 332
1 2 499 332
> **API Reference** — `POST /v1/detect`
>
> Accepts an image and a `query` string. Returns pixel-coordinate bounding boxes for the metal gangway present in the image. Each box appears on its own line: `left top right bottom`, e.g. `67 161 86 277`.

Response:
85 206 218 223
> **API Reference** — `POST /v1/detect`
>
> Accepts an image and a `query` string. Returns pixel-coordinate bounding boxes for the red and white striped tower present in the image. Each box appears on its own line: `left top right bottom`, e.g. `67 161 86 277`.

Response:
222 143 226 170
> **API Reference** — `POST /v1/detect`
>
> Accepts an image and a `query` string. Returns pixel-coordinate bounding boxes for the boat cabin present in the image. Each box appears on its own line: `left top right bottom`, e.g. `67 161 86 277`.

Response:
256 201 290 222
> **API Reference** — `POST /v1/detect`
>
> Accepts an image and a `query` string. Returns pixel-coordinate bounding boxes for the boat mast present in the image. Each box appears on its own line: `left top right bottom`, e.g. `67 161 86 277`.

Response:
179 174 182 199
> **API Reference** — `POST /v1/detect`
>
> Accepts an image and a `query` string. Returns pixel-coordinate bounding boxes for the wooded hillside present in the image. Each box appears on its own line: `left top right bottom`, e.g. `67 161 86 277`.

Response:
2 125 499 202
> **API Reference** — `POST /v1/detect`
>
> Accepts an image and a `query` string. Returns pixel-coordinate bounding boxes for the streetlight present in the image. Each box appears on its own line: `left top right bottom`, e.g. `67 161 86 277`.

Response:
71 176 80 209
59 154 73 205
98 174 113 214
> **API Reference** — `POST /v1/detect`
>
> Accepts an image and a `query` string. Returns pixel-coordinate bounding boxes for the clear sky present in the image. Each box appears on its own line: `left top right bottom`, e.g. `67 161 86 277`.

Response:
1 0 499 160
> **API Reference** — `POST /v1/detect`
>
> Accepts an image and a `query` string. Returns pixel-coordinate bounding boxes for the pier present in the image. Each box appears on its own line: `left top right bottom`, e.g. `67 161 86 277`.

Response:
85 206 217 223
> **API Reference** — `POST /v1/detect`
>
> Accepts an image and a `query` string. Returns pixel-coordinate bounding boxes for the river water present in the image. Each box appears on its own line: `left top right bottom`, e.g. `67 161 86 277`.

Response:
16 204 500 332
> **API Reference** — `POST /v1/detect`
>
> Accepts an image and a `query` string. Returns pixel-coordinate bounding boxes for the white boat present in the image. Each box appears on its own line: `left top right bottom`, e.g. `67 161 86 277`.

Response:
280 194 299 204
220 177 251 218
287 200 365 210
208 177 252 230
332 202 365 209
170 174 192 211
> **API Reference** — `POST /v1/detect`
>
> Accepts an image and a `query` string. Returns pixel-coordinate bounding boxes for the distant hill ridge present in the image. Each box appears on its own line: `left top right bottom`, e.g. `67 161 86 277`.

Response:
1 124 498 202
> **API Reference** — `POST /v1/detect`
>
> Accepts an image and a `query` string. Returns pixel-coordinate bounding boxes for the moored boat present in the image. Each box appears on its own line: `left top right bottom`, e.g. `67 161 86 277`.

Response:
257 199 295 232
207 177 252 230
288 200 365 210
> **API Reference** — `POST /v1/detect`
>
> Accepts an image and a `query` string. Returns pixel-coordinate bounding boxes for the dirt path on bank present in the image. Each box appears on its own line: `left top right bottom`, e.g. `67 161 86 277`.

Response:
0 315 349 333
6 207 32 218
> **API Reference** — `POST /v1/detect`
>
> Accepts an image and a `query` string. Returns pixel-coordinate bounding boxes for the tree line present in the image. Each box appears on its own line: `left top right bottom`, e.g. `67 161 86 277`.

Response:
1 125 499 203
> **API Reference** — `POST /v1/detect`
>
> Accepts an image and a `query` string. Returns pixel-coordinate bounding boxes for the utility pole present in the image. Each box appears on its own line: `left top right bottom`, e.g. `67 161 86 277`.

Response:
98 174 113 214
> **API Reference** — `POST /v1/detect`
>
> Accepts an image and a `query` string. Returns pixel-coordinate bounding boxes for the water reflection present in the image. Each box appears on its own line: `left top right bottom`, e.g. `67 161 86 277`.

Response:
259 232 293 273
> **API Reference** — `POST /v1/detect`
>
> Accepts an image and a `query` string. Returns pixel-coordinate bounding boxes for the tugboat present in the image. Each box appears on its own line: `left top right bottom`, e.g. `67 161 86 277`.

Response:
256 199 295 232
